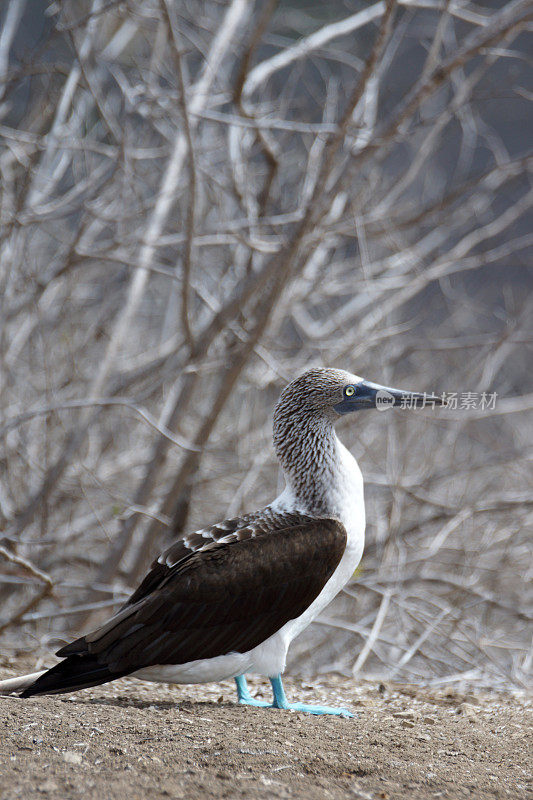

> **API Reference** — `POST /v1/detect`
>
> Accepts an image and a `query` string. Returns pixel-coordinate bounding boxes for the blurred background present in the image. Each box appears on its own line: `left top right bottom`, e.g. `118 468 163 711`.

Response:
0 0 531 688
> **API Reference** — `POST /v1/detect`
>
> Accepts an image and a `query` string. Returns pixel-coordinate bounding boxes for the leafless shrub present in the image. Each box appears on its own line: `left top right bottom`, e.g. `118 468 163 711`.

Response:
0 0 531 688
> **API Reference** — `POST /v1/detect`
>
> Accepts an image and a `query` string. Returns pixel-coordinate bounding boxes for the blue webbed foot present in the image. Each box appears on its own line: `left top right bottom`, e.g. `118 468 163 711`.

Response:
269 675 353 717
280 701 354 717
234 675 270 707
235 675 353 717
270 675 353 717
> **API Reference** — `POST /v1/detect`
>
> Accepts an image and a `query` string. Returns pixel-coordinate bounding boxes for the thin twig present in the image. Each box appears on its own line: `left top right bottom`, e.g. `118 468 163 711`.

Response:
0 398 200 451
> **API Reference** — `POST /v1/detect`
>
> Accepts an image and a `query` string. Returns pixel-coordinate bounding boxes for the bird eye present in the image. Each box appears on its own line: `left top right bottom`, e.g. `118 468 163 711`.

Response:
344 386 355 397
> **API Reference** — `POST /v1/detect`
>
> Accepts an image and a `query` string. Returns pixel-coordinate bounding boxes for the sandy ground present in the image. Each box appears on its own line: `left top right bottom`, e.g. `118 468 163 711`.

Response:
0 663 530 800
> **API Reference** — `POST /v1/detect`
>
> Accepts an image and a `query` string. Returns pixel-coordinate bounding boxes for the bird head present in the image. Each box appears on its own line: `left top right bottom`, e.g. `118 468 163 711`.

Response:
275 368 442 421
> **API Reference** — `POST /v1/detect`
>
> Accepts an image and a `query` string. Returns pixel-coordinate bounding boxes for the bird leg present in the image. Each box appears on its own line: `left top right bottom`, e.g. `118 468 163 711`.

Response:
235 674 353 717
269 675 353 717
234 674 270 707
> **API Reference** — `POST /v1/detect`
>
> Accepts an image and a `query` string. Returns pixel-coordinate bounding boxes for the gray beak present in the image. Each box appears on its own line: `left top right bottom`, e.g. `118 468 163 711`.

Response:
334 379 443 414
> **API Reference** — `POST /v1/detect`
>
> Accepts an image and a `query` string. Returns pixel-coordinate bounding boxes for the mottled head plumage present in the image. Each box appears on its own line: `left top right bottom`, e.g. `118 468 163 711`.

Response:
274 368 360 419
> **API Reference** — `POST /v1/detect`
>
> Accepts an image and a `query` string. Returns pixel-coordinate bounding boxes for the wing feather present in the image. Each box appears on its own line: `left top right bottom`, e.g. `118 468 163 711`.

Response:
57 514 346 672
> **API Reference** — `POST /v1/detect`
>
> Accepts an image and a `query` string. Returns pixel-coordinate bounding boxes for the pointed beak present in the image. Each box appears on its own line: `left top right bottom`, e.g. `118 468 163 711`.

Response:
334 380 443 414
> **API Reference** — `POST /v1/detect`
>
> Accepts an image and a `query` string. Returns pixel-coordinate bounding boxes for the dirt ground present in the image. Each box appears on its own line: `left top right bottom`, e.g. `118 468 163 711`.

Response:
0 661 530 800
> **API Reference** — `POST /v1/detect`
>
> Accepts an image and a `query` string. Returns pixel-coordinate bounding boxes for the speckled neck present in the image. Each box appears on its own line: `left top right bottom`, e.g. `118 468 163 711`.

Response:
273 408 340 516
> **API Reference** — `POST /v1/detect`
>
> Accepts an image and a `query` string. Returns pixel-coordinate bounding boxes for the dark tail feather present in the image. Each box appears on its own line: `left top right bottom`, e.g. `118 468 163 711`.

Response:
20 654 130 698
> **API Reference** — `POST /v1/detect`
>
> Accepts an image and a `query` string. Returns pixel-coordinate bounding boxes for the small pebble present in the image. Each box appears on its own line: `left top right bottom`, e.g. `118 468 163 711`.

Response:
39 779 59 793
62 750 82 765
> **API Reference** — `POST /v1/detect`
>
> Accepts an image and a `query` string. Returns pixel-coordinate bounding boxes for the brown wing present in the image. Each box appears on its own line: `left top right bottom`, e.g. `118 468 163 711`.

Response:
124 510 280 607
57 513 346 672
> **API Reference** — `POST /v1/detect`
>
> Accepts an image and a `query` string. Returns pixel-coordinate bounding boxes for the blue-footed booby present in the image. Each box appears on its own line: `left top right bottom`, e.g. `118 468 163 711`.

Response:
1 369 441 715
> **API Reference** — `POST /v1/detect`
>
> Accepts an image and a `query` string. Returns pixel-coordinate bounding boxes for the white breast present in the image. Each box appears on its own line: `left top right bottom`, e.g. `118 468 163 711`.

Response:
325 437 366 545
247 436 365 677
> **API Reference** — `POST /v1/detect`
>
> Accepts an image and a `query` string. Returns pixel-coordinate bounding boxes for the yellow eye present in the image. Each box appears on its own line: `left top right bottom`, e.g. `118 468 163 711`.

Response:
345 386 355 397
